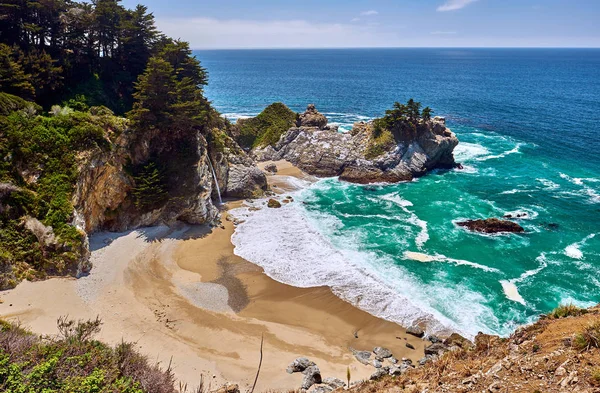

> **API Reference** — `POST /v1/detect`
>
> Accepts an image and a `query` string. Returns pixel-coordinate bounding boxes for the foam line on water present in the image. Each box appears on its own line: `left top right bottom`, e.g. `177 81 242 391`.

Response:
403 251 500 273
380 193 428 247
475 143 523 161
564 233 597 260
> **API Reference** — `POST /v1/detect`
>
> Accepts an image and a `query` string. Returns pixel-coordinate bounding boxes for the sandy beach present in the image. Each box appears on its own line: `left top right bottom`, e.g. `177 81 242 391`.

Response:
0 160 427 391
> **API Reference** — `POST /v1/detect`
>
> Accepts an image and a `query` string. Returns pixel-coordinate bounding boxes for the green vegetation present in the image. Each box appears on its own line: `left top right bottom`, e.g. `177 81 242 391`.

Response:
365 126 396 159
0 99 127 288
0 317 180 393
365 99 434 158
132 162 168 211
236 103 298 149
592 368 600 385
573 320 600 351
548 303 588 319
373 99 433 137
0 1 214 289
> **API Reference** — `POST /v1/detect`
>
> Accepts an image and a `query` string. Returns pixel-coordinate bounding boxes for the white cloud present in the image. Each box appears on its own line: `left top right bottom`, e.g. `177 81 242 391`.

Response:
437 0 478 12
360 10 379 16
155 17 400 49
351 17 360 22
430 31 457 35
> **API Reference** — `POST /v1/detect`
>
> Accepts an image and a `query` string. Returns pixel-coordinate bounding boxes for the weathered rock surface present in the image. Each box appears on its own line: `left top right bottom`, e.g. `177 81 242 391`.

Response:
351 349 372 365
373 347 393 359
287 357 316 374
457 218 525 234
424 342 450 357
298 104 328 129
301 365 322 390
264 163 278 173
267 198 282 208
74 132 220 232
406 326 425 338
253 108 458 184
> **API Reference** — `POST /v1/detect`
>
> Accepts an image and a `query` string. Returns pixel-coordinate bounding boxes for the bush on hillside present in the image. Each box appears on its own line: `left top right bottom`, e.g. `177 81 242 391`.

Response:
548 303 588 319
0 318 178 393
236 103 298 149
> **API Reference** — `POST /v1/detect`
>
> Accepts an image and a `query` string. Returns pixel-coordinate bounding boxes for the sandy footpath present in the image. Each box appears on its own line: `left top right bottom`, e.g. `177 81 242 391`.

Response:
0 160 427 391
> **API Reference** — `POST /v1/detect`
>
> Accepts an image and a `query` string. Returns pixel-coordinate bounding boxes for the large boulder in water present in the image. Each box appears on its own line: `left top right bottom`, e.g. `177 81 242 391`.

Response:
457 218 524 234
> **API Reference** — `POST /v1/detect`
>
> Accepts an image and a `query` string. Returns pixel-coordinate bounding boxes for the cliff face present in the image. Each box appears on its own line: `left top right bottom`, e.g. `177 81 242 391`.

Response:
252 105 459 184
73 130 216 233
73 123 266 234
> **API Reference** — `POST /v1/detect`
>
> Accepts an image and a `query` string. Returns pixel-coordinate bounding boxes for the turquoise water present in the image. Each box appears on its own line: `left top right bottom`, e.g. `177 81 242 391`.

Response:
198 49 600 337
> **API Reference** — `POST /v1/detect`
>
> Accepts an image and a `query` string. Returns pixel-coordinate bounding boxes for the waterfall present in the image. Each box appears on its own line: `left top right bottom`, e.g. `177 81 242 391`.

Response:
207 157 223 205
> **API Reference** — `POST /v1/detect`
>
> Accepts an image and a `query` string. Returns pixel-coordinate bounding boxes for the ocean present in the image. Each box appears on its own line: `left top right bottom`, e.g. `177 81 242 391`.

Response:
195 48 600 338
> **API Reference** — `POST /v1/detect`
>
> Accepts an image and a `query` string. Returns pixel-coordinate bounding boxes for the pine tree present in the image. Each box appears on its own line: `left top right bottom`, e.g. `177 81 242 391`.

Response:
0 44 34 99
132 162 168 209
422 106 433 121
128 56 177 133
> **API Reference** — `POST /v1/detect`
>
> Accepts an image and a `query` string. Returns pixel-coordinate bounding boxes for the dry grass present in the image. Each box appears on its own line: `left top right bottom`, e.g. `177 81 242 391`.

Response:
548 303 588 319
574 320 600 350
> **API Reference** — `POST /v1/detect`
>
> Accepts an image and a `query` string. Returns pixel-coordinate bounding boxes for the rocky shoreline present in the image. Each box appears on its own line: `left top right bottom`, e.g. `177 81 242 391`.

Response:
249 104 460 184
284 327 475 392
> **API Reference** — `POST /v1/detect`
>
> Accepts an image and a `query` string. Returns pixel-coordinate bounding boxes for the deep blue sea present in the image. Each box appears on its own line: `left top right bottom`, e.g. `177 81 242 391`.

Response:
196 48 600 337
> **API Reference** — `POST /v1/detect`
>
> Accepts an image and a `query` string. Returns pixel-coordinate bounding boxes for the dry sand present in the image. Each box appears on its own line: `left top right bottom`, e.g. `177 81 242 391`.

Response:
0 159 427 391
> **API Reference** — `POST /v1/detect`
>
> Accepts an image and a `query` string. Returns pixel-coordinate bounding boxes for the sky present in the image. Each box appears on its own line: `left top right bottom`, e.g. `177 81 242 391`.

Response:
120 0 600 49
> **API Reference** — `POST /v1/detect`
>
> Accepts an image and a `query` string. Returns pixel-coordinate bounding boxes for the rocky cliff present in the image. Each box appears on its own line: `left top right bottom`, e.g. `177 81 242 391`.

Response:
73 115 267 234
251 104 459 184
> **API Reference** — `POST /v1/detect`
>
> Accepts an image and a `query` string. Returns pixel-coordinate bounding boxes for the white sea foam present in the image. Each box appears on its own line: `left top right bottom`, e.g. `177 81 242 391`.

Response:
476 143 523 161
404 251 500 273
558 173 600 203
380 193 428 247
229 199 499 338
220 112 256 121
564 233 597 260
500 280 526 305
453 142 490 162
536 178 560 191
498 252 550 306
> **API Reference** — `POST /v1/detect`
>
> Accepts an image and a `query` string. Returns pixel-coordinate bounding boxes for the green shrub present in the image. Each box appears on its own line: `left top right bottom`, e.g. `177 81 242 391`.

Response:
365 127 396 159
236 103 298 148
548 303 588 319
0 318 176 393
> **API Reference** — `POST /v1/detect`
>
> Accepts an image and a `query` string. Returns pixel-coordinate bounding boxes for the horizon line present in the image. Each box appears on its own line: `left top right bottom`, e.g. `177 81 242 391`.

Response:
191 46 600 50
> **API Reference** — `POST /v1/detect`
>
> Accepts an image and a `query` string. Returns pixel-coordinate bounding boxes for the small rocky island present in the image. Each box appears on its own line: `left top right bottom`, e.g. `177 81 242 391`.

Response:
457 218 525 234
232 101 460 184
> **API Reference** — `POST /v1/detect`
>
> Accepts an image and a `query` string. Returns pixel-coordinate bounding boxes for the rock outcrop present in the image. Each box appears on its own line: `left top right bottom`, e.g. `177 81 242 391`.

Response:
298 104 328 129
73 121 266 234
457 218 525 234
252 106 458 184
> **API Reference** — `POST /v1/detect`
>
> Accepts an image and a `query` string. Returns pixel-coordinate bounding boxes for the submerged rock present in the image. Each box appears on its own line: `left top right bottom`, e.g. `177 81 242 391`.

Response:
457 218 525 234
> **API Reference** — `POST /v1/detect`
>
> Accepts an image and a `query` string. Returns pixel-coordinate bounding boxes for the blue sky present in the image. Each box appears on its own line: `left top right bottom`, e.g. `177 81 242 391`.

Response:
120 0 600 48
